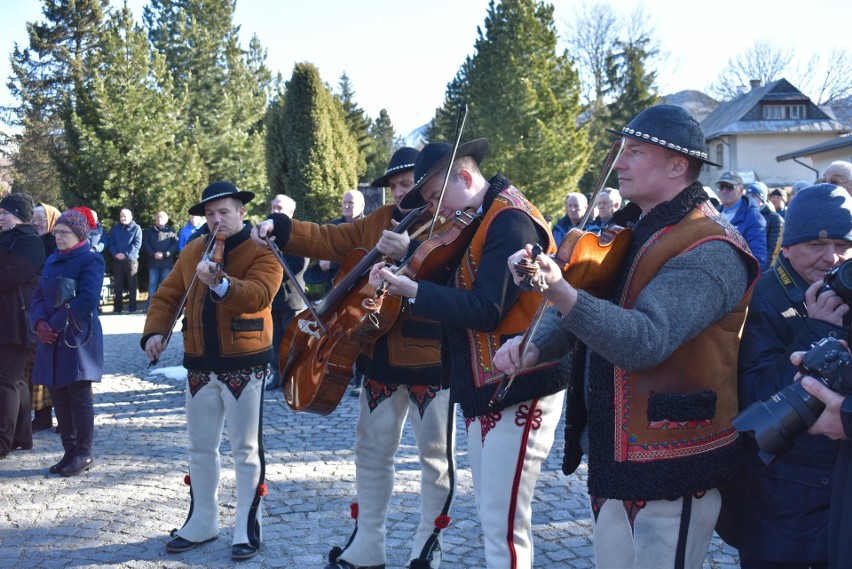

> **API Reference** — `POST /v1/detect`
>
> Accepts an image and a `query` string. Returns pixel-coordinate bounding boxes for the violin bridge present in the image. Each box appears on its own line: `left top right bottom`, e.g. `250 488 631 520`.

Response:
297 319 322 340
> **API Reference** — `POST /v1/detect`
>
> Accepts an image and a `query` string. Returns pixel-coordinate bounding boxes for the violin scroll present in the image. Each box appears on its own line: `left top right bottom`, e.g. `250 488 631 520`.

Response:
513 243 543 292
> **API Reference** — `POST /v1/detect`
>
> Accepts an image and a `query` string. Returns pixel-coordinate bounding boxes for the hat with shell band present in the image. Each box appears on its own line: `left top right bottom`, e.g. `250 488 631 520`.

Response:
370 147 420 188
607 104 721 167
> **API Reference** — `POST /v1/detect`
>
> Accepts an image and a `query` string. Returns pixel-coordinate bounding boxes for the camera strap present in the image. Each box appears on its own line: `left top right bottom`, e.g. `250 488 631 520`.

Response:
774 262 807 318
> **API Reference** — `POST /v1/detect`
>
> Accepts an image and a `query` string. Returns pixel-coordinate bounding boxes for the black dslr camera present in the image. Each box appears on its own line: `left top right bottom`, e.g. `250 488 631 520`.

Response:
819 258 852 301
733 337 852 465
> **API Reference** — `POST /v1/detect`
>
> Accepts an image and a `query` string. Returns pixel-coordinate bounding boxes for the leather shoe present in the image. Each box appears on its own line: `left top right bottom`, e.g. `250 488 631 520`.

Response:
166 535 217 553
231 543 258 560
49 453 74 474
60 456 94 477
324 560 385 569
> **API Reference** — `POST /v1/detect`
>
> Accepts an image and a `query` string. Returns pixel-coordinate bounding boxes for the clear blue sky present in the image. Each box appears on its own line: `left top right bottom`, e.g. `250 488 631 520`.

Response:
2 0 850 137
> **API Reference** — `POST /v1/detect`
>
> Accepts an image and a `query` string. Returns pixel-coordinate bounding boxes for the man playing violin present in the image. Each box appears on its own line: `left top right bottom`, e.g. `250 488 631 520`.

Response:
368 139 572 569
142 182 282 561
252 148 452 569
494 105 761 569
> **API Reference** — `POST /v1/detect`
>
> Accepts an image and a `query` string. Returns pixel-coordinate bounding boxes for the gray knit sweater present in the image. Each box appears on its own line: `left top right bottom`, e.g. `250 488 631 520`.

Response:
533 239 750 371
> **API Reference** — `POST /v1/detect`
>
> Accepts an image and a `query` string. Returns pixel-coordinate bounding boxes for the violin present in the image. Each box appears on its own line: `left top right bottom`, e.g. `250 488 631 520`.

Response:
279 205 430 415
489 140 632 407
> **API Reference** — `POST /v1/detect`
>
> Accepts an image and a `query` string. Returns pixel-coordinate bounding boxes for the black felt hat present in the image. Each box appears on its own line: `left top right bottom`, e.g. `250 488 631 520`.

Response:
370 147 419 188
189 181 255 216
399 138 489 210
607 104 721 167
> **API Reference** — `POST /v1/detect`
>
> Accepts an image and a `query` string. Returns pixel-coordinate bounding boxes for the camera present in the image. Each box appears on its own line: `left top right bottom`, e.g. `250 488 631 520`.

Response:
819 258 852 301
732 337 852 465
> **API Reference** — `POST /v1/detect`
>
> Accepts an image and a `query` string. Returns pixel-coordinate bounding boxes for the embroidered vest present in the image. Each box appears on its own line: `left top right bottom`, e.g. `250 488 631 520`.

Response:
588 201 759 500
455 186 555 389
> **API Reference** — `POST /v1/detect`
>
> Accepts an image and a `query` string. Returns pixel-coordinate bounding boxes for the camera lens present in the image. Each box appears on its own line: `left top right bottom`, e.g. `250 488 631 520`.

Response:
732 381 826 465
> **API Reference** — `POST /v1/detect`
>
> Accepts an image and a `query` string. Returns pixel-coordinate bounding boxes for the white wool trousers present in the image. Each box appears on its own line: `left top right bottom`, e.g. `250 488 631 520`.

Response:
338 381 453 568
591 488 721 569
466 390 565 569
176 367 265 546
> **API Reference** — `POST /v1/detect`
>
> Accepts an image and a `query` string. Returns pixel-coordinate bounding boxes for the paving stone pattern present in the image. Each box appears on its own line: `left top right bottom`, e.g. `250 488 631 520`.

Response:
0 314 742 568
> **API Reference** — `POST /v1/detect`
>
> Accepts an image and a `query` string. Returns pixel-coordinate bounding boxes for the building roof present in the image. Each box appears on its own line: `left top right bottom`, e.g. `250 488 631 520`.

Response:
777 133 852 161
700 78 845 139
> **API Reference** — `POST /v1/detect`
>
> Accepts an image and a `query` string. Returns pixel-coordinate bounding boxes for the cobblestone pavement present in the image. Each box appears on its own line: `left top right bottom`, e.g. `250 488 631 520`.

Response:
0 313 742 568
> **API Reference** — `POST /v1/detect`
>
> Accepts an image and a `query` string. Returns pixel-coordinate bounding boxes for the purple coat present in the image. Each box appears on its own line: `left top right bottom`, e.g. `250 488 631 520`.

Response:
31 243 105 388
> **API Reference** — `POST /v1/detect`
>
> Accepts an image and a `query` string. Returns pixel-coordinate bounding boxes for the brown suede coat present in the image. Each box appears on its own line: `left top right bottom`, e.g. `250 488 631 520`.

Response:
142 225 282 371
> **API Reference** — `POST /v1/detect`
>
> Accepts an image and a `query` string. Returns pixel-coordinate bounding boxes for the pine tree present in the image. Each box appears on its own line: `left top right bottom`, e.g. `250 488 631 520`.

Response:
364 109 396 185
143 0 271 208
273 63 359 222
604 36 658 142
430 0 590 215
4 0 108 206
336 72 371 181
63 4 204 226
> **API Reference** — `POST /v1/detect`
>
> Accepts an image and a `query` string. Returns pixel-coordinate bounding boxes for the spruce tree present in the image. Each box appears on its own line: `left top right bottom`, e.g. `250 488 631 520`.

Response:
143 0 271 207
430 0 590 215
364 109 396 185
4 0 107 206
336 72 371 181
275 63 359 222
63 5 204 226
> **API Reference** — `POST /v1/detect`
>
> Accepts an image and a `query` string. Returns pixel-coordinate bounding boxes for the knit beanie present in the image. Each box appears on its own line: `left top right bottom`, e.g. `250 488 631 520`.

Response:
0 192 35 223
56 209 90 242
781 183 852 246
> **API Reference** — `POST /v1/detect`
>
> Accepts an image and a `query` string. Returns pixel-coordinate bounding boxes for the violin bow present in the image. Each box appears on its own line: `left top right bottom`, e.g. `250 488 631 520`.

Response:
428 104 468 239
148 220 220 368
578 138 625 228
264 236 328 337
488 138 626 405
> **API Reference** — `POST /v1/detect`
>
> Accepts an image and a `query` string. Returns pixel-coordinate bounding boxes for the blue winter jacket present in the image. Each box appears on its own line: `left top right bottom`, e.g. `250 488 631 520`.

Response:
717 254 842 563
720 196 767 268
107 221 142 261
31 243 105 388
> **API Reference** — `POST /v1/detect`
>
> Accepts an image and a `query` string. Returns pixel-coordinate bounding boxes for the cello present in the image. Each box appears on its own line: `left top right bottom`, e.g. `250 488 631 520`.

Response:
276 204 432 415
489 139 632 406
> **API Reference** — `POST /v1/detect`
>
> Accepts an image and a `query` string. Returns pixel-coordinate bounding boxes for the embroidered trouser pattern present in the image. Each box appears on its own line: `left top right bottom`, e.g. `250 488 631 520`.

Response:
177 366 267 546
338 379 453 568
591 488 721 569
465 390 565 569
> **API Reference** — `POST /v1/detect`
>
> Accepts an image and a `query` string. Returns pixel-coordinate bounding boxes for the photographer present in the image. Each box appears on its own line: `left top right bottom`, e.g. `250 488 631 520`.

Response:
717 183 852 568
793 349 852 569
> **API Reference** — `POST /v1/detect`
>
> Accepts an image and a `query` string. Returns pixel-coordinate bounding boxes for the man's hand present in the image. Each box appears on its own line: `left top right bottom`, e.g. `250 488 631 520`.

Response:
493 335 541 375
35 320 58 345
196 260 220 287
791 349 849 440
802 376 848 439
250 220 275 248
377 227 410 261
805 280 848 326
154 252 164 260
115 252 126 261
145 334 167 362
370 262 418 298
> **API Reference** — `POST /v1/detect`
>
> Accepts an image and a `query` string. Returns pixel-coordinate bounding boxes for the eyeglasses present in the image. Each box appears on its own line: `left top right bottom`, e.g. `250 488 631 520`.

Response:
32 217 48 223
717 183 736 191
52 229 76 238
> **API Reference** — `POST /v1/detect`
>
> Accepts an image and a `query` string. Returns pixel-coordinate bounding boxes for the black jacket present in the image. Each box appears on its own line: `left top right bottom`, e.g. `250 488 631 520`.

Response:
0 224 46 347
717 254 844 563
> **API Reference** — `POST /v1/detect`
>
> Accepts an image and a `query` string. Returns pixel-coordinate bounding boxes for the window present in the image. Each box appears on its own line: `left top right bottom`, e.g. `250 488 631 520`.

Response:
762 104 807 119
716 143 724 168
788 104 806 119
763 105 785 119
